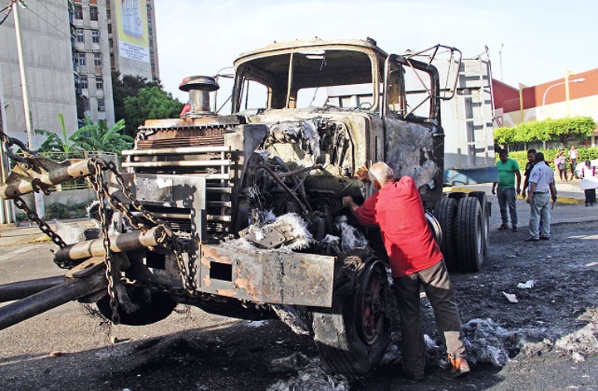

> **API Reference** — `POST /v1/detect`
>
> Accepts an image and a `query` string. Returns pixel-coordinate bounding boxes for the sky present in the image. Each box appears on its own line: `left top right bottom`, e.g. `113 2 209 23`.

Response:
154 0 598 102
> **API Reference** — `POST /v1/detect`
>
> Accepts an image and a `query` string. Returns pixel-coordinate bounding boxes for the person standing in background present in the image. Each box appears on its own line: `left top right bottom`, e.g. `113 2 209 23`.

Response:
557 151 568 181
521 148 537 199
581 160 597 206
492 150 522 232
568 145 578 179
525 152 557 242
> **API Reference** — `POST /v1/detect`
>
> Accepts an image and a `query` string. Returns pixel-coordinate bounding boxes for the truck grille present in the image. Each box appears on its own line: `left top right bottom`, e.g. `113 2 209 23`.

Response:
122 125 239 238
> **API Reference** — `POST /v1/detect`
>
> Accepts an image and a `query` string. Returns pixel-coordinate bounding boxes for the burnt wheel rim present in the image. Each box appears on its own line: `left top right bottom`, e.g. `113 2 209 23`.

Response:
356 261 387 345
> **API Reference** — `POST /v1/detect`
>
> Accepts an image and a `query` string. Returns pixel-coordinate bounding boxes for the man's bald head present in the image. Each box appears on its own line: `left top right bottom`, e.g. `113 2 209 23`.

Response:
368 162 395 187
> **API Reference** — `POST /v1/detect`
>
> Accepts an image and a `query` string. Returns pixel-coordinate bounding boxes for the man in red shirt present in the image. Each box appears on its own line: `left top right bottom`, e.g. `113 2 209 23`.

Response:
342 162 469 380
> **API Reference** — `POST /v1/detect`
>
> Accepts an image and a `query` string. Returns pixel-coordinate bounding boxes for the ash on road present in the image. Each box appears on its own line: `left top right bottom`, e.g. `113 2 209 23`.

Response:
0 202 597 391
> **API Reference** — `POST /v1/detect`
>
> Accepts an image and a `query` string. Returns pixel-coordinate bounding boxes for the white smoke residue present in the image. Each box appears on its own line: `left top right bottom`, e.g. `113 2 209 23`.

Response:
336 216 368 251
267 353 350 391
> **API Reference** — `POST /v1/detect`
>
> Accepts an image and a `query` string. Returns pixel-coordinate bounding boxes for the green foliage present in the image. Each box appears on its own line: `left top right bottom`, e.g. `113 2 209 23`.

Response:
36 115 133 156
494 116 596 145
497 147 598 171
35 114 75 154
45 201 89 220
70 117 133 153
112 72 183 136
124 86 184 136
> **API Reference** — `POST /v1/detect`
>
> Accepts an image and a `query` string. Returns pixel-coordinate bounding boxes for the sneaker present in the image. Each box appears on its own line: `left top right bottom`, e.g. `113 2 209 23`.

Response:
540 236 550 240
450 356 471 378
498 224 509 230
512 226 518 232
524 237 539 242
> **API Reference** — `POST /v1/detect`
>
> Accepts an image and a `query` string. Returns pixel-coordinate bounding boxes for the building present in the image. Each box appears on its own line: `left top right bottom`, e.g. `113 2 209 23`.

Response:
0 1 78 149
106 0 160 82
71 0 160 127
70 0 115 127
494 70 598 147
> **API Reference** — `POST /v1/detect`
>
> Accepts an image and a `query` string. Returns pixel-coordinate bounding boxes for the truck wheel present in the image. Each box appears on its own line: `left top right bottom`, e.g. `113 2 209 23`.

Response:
434 197 458 271
455 197 483 272
96 286 176 326
425 212 442 246
468 191 489 255
312 258 391 377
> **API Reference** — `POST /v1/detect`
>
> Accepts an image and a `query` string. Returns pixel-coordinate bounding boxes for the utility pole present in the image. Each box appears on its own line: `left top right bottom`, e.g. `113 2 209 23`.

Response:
13 1 45 218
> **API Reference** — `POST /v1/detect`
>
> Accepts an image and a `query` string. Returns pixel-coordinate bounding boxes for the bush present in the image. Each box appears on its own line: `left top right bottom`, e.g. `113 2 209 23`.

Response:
45 201 90 220
496 146 598 171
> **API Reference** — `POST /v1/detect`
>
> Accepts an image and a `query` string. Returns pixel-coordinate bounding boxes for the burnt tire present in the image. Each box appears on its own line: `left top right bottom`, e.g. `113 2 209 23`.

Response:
434 197 458 271
312 258 391 377
468 191 489 255
455 197 483 272
96 286 176 326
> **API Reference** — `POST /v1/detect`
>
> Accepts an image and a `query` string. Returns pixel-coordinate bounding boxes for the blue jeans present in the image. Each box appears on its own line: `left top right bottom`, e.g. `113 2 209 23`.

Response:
497 187 517 226
529 192 551 239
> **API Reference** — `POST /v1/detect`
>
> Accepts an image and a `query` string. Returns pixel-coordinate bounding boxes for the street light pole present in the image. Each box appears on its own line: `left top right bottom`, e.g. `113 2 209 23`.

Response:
542 77 585 108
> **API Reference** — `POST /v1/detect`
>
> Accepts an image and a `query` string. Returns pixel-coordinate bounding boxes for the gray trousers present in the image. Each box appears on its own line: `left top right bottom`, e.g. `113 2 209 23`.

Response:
529 192 551 239
497 187 518 226
393 260 465 377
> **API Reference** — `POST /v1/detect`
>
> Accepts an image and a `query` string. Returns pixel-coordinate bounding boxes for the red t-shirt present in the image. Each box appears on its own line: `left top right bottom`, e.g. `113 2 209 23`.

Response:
354 176 443 277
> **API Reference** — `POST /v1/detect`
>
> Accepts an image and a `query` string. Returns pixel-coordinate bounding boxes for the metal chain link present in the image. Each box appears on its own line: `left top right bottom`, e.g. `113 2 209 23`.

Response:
93 159 198 296
13 196 68 249
91 160 120 325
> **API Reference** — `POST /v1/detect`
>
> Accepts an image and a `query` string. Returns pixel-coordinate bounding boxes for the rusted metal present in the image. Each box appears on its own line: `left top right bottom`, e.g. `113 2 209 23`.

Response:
0 157 94 199
198 244 335 307
53 226 167 264
259 163 309 214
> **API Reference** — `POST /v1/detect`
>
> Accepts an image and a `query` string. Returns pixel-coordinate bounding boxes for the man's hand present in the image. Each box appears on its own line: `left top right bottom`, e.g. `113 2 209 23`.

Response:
354 165 370 182
342 196 354 207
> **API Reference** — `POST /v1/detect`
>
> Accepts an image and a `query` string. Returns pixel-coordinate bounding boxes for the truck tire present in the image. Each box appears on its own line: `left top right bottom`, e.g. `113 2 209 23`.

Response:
312 258 391 377
434 197 458 271
468 191 489 255
455 197 483 272
96 286 176 326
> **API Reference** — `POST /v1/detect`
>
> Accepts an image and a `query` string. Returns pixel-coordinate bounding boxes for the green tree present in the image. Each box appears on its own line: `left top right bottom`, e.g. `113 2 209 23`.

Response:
69 117 133 153
124 86 184 135
494 116 596 146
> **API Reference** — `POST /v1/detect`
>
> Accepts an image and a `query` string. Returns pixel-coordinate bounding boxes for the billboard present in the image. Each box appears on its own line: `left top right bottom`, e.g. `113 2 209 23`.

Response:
115 0 150 63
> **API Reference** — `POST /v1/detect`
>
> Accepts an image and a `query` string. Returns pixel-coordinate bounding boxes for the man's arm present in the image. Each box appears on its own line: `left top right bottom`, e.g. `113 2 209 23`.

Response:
515 170 522 195
492 182 497 195
342 196 360 214
549 182 557 202
527 182 537 204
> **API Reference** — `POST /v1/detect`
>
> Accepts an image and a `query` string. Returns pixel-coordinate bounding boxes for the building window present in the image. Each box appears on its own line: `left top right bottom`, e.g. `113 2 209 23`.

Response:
83 99 90 112
90 6 98 21
98 99 105 112
77 53 86 66
74 5 83 19
107 23 112 34
80 75 88 89
92 30 100 44
76 29 84 43
94 53 102 67
96 76 103 90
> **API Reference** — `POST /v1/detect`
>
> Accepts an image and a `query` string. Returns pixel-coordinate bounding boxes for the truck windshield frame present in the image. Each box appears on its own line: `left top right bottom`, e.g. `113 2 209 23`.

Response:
232 48 382 112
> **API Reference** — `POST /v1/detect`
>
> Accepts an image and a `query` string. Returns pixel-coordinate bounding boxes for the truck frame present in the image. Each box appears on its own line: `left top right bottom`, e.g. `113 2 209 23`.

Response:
0 38 491 375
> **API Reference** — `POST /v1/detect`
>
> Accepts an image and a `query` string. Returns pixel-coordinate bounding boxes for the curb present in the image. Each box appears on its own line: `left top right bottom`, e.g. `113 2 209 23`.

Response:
447 187 584 205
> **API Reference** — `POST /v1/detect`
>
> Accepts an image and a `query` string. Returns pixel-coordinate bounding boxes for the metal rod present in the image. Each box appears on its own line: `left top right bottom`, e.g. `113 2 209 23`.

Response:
53 226 165 264
122 145 231 156
0 272 106 331
0 159 94 199
0 276 65 303
122 159 231 168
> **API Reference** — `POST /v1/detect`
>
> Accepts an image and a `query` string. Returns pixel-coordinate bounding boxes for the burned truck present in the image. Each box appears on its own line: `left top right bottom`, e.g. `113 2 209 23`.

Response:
0 38 489 375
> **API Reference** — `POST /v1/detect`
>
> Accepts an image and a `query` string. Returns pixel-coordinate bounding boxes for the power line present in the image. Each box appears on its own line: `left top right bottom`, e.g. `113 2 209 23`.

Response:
0 0 16 26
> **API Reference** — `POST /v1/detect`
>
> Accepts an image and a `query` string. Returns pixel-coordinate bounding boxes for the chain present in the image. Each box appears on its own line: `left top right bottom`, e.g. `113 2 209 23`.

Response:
12 196 68 249
91 160 120 325
94 159 198 296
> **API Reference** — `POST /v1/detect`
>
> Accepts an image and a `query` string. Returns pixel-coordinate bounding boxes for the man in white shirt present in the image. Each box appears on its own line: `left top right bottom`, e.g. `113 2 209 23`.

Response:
525 152 558 242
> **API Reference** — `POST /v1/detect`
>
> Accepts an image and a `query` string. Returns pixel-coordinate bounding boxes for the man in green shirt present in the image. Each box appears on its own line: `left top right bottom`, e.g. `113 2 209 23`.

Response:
492 150 522 232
